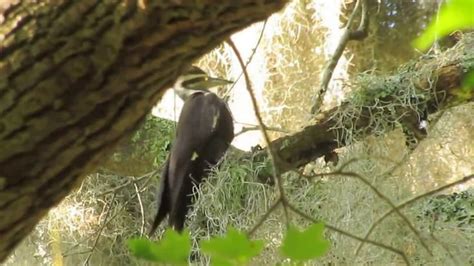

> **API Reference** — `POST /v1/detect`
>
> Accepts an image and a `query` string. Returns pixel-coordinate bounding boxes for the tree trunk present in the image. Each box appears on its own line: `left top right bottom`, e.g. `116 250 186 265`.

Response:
0 0 288 260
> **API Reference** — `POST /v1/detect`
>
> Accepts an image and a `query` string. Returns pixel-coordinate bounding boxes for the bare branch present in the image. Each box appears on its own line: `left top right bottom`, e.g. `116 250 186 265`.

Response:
311 0 369 114
225 19 269 99
308 170 432 255
234 123 291 137
287 203 410 266
226 38 291 226
247 198 281 236
83 193 116 266
356 174 474 255
133 179 146 236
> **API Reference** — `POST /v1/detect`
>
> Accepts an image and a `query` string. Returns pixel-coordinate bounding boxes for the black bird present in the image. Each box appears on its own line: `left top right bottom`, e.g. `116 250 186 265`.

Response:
149 66 234 235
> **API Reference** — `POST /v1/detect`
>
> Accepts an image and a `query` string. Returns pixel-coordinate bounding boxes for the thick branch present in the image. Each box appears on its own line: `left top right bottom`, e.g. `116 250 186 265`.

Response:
258 33 473 177
0 0 288 260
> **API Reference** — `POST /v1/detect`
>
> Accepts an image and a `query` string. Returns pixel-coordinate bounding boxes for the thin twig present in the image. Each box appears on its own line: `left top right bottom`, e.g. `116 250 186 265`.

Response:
356 174 474 255
225 19 268 99
64 175 154 258
98 171 156 196
294 170 323 186
325 153 412 224
308 170 432 256
83 193 117 266
287 203 410 266
62 200 109 257
336 155 401 172
226 36 412 264
311 0 368 114
226 38 290 228
248 198 281 236
429 232 458 265
234 124 290 137
133 178 146 236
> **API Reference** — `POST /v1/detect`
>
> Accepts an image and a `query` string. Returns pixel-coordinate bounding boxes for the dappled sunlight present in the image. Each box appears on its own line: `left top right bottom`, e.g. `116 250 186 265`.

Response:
402 103 474 193
48 200 101 235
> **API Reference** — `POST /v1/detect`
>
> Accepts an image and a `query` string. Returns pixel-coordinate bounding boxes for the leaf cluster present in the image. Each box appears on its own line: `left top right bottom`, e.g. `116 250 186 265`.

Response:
128 224 329 265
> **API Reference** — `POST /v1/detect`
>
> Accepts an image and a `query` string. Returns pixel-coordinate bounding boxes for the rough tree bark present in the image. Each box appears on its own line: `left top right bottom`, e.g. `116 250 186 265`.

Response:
0 0 288 260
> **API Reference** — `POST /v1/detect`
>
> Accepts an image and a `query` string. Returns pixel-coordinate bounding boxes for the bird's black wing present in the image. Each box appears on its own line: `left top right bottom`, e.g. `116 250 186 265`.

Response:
150 91 234 232
199 93 234 164
166 92 221 230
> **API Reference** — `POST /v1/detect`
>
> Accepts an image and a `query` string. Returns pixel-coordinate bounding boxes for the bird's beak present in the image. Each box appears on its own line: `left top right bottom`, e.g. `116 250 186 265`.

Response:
187 76 233 90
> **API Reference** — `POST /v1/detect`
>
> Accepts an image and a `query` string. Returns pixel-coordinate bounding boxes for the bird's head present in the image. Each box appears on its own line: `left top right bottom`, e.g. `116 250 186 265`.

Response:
173 66 233 100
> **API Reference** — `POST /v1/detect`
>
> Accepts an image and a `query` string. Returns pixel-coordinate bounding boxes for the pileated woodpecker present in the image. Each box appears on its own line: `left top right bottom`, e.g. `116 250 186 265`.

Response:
149 66 234 235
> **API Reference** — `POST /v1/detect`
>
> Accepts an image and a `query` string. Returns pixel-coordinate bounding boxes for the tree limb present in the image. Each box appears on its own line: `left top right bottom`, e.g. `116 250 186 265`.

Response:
311 0 369 114
0 0 288 260
257 33 473 179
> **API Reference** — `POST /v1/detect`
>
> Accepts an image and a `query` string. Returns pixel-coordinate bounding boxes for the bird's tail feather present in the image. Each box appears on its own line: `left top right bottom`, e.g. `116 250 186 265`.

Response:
148 159 171 236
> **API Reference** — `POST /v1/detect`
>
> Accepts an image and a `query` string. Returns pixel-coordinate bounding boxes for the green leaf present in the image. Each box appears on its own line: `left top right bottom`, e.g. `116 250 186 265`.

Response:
450 70 474 102
200 227 264 265
128 228 191 265
128 238 161 262
280 223 330 261
462 70 474 88
413 0 474 50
